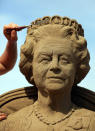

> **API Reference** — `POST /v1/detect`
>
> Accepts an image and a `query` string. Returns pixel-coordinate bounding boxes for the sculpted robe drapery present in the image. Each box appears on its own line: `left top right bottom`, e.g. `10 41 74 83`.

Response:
0 86 95 131
0 101 95 131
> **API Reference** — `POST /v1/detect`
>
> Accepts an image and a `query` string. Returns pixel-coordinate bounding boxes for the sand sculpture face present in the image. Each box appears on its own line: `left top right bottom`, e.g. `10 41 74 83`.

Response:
33 37 76 93
19 16 90 87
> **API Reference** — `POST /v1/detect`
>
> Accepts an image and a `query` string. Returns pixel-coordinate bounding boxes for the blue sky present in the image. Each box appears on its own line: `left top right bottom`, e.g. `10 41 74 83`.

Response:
0 0 95 94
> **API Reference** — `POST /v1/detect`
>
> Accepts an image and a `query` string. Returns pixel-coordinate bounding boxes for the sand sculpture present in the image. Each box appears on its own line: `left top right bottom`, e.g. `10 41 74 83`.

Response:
0 16 95 131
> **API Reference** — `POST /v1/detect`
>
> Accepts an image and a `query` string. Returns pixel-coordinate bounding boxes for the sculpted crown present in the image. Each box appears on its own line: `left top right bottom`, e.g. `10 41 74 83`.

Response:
29 16 84 36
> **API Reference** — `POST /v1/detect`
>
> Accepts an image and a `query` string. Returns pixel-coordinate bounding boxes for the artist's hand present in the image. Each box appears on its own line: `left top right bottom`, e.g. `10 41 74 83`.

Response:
3 23 18 43
0 112 7 121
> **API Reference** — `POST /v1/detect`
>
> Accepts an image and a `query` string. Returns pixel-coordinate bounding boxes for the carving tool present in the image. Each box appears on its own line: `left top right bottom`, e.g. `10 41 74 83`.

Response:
6 25 31 34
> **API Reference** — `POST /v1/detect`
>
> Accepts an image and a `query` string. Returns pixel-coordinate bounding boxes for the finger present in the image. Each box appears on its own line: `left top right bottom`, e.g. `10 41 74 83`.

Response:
3 29 11 40
11 30 18 41
0 115 7 121
0 113 7 115
3 24 18 41
0 113 7 121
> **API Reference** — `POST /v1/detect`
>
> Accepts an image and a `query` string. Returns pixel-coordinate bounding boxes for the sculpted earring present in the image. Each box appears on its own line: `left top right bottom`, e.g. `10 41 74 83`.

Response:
30 76 35 85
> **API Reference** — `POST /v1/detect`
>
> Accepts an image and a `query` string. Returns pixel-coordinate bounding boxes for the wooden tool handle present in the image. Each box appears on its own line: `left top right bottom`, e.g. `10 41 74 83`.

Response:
6 25 29 33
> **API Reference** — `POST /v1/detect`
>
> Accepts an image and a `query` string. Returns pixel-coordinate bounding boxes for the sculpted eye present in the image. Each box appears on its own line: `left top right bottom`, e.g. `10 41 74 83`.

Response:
40 57 51 63
60 58 70 64
42 59 50 62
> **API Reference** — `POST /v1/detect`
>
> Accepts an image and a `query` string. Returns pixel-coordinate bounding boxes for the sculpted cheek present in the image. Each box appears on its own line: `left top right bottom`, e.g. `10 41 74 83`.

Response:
65 69 74 76
61 65 76 80
33 62 49 86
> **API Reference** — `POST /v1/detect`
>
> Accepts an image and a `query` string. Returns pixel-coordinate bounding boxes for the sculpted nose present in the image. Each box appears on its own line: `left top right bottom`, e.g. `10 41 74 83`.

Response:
50 59 61 73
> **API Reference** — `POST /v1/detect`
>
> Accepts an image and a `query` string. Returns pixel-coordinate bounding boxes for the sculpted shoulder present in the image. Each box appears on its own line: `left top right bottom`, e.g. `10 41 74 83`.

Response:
0 104 34 131
66 106 95 131
7 104 34 121
74 107 95 117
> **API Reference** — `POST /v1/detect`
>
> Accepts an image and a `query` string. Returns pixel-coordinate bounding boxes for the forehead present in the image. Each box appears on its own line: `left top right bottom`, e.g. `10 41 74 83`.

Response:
34 37 73 57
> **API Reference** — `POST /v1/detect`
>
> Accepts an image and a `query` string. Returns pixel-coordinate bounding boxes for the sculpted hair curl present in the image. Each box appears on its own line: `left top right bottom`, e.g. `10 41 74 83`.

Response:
19 16 90 86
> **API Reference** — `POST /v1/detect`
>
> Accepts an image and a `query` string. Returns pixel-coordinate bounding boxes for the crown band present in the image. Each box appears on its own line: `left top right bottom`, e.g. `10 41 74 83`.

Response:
29 16 84 36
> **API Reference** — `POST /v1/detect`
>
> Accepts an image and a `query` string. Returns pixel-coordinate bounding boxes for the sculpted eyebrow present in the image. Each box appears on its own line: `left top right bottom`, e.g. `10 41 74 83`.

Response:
59 54 74 61
59 53 72 58
37 53 51 58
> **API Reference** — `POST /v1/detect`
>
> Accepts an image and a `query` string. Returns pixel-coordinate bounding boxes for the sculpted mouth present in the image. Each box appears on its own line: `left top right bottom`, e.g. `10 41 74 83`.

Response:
47 76 65 80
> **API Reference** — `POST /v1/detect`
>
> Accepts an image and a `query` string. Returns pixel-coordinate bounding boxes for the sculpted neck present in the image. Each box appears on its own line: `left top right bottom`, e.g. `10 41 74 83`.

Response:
37 89 73 114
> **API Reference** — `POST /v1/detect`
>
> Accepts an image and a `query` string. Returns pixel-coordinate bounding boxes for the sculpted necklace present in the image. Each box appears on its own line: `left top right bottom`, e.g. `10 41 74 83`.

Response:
33 102 76 131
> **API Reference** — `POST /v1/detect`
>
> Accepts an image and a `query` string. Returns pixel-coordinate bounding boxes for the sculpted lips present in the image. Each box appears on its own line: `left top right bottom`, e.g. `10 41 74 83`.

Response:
47 76 65 81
